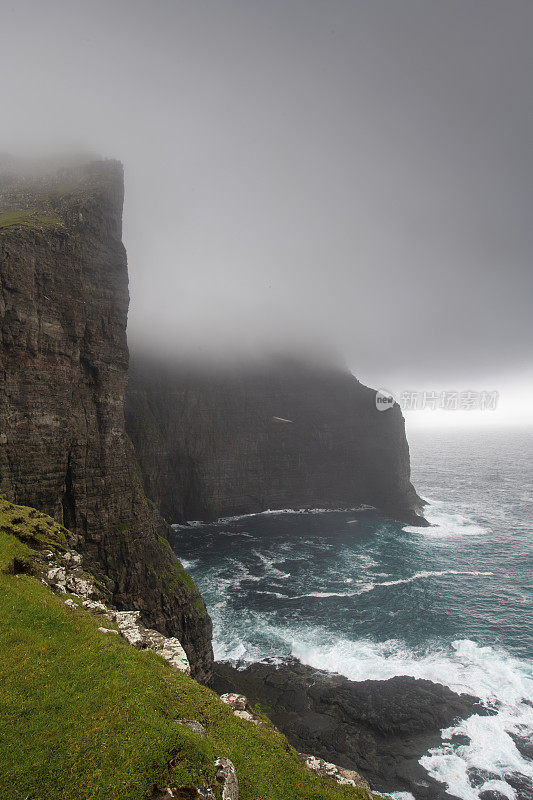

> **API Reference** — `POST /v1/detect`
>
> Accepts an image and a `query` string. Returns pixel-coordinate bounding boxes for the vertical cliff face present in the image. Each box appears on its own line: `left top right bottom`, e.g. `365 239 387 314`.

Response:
125 357 425 526
0 161 213 682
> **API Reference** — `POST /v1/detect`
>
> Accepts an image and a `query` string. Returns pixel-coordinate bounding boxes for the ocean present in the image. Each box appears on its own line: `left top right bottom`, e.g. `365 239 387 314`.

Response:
172 426 533 800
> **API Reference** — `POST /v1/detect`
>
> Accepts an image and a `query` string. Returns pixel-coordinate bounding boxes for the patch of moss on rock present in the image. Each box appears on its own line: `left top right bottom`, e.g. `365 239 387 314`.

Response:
0 208 63 230
0 497 68 562
155 533 208 617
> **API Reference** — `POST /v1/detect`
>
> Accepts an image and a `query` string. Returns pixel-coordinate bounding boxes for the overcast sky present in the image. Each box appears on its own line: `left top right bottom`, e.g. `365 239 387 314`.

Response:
1 0 532 422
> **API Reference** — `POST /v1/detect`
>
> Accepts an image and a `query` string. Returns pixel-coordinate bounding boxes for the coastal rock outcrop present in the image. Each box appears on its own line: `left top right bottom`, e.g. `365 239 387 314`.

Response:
35 522 192 675
218 689 371 796
214 658 485 800
125 357 426 526
0 160 213 681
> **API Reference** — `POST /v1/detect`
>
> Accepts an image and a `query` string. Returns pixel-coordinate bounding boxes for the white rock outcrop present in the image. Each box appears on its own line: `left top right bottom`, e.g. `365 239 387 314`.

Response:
111 610 190 675
112 611 145 646
155 636 190 673
175 719 206 738
215 757 239 800
82 599 108 613
46 566 68 591
299 754 372 796
52 552 191 676
45 561 96 599
220 693 247 710
220 693 263 725
61 550 82 567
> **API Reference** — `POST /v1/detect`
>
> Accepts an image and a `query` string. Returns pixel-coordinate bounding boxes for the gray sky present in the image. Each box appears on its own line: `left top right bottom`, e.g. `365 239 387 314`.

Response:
2 0 532 422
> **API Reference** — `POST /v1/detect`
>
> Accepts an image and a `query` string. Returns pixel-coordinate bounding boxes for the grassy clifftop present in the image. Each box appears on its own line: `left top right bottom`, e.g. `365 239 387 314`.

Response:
0 497 372 800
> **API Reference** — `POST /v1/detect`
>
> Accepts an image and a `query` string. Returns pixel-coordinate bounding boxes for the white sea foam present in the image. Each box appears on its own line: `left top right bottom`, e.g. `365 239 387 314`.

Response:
290 590 363 598
214 623 533 800
404 501 489 538
388 793 417 800
174 505 376 528
364 570 494 589
178 557 198 570
251 549 291 578
289 635 533 800
284 571 494 600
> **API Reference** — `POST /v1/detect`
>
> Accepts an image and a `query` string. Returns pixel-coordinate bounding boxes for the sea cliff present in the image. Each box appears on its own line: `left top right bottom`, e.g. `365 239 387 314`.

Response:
125 357 425 526
0 160 212 681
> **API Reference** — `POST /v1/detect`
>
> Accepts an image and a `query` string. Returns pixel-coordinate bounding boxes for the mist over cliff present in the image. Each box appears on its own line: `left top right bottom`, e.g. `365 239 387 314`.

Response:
2 1 532 416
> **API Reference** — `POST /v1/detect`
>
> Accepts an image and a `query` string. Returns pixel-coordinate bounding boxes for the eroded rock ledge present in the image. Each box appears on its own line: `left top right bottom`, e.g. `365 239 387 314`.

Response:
42 546 192 675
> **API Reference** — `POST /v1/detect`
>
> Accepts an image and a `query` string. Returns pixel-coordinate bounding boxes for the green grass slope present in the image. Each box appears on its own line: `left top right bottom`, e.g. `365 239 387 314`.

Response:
0 497 372 800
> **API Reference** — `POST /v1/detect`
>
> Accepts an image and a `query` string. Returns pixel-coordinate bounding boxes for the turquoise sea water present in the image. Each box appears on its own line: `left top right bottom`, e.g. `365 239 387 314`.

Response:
172 427 533 800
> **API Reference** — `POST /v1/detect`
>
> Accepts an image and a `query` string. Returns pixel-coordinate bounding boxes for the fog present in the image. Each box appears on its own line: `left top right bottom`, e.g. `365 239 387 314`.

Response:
1 0 532 421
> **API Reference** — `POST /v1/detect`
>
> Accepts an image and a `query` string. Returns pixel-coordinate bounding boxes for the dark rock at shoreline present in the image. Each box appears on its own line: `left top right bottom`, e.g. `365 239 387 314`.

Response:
214 659 486 800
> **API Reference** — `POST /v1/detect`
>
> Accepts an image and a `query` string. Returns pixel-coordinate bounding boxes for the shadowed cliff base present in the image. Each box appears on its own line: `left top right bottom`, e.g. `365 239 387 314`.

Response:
126 355 427 528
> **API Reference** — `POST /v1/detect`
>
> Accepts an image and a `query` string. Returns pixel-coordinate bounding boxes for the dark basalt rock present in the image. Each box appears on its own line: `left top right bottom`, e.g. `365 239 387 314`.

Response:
504 772 533 798
125 355 427 527
467 770 502 789
214 658 485 800
479 793 508 800
0 161 213 682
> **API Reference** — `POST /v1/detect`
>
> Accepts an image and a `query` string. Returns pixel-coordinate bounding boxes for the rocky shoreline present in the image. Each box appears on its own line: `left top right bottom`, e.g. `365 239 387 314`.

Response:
214 658 489 800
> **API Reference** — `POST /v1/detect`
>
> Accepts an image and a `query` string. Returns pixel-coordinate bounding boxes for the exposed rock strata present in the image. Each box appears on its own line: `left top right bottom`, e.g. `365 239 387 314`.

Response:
0 161 212 681
214 659 486 800
126 357 426 526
